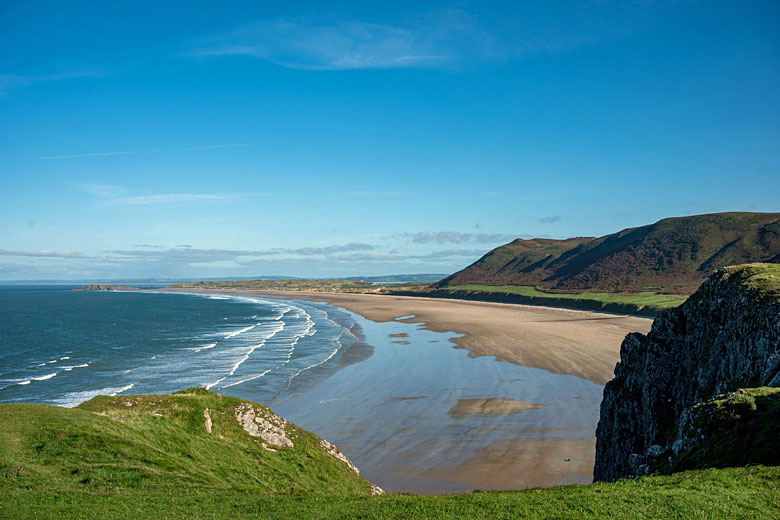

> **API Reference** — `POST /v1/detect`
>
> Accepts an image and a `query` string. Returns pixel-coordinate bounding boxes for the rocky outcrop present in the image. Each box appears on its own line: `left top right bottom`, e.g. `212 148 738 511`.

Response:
594 264 780 482
234 403 294 450
72 284 139 291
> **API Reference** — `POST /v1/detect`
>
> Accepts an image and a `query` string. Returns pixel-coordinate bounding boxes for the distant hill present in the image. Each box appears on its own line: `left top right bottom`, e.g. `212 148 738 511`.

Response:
436 212 780 294
345 274 449 284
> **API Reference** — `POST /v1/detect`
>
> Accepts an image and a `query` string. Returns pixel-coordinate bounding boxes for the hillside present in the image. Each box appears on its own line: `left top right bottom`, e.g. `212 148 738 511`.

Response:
595 263 780 482
437 212 780 294
1 390 779 518
0 388 378 497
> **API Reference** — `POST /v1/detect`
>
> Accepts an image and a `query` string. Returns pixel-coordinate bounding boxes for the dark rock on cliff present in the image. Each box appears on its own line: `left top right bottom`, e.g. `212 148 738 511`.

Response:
72 284 139 291
594 264 780 482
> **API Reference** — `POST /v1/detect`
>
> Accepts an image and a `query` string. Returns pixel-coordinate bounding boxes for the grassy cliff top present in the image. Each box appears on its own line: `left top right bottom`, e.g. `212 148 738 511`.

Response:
2 390 780 519
0 389 374 498
722 263 780 299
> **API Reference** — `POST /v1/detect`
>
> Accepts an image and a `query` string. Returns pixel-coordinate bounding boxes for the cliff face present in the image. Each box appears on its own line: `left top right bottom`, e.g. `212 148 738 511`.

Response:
594 264 780 482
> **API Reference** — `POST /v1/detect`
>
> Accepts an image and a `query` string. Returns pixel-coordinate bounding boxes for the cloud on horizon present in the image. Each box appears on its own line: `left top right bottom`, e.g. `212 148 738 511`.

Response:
407 231 515 244
0 248 90 259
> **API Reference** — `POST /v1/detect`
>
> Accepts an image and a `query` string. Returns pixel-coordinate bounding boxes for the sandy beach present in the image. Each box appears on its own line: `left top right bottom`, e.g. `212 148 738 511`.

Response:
163 289 652 385
158 288 652 492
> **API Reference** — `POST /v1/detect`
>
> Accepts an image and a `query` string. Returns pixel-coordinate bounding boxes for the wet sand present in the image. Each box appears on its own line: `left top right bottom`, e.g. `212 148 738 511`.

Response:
159 288 652 492
163 289 651 385
421 437 596 490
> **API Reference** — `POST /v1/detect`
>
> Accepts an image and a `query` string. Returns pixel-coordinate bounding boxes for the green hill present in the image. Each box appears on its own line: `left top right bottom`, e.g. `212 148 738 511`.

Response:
2 388 779 519
0 389 377 498
436 212 780 295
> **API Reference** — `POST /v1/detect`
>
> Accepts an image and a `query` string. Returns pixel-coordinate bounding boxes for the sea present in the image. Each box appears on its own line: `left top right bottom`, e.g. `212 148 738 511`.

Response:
0 285 604 493
0 286 362 407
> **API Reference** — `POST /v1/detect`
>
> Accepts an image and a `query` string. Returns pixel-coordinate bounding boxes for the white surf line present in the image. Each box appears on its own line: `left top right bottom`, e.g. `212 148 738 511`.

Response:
109 383 135 396
282 335 343 393
26 372 58 383
63 363 90 372
223 324 257 339
221 310 316 389
194 342 217 353
280 305 362 393
206 321 286 390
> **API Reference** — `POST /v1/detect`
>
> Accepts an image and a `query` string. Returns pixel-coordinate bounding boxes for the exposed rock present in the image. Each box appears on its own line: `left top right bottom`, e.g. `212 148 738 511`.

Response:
203 408 212 434
234 403 293 449
319 438 359 474
594 264 780 482
72 284 139 291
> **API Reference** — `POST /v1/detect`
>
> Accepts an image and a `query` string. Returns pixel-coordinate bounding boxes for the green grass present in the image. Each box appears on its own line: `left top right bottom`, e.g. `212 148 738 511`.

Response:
0 389 373 499
170 279 383 293
722 263 780 299
2 389 779 519
440 284 688 309
666 387 780 473
2 466 778 519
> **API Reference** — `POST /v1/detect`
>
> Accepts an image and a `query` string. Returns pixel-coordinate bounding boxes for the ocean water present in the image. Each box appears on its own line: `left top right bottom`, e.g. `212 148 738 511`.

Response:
0 286 363 407
0 285 603 492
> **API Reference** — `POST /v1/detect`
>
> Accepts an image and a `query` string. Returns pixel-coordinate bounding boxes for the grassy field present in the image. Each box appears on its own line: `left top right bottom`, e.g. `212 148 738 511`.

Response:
2 466 778 519
170 278 383 293
2 389 779 519
434 284 688 310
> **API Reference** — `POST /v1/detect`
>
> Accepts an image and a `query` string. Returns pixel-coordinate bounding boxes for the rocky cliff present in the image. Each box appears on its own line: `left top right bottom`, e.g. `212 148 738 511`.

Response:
594 263 780 482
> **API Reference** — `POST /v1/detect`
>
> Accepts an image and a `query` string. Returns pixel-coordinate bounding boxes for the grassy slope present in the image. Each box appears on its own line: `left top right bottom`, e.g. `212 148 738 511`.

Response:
434 284 687 310
722 262 780 298
0 389 373 498
668 387 780 473
2 388 779 519
438 212 780 293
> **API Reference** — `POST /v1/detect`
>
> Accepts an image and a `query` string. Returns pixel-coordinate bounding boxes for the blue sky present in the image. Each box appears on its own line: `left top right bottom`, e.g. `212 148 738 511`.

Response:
1 1 779 280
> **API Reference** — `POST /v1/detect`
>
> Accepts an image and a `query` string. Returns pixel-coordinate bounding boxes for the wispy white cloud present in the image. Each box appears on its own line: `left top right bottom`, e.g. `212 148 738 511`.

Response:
77 183 125 198
406 231 516 245
72 183 263 206
109 194 230 206
539 215 561 224
0 248 90 259
186 2 680 72
28 143 249 161
187 10 499 70
288 243 376 255
0 71 104 96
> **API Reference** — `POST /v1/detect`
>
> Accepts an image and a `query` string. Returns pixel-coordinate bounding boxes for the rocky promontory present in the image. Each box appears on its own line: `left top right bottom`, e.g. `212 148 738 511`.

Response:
594 263 780 482
72 284 139 291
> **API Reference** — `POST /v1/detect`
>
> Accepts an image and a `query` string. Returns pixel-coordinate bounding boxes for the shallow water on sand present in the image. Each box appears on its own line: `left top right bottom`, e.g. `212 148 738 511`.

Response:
272 305 603 493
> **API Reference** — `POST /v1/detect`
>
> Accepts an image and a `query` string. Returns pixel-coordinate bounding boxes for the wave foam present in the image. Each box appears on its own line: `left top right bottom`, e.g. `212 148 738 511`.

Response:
194 342 217 352
206 321 286 390
223 324 257 339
